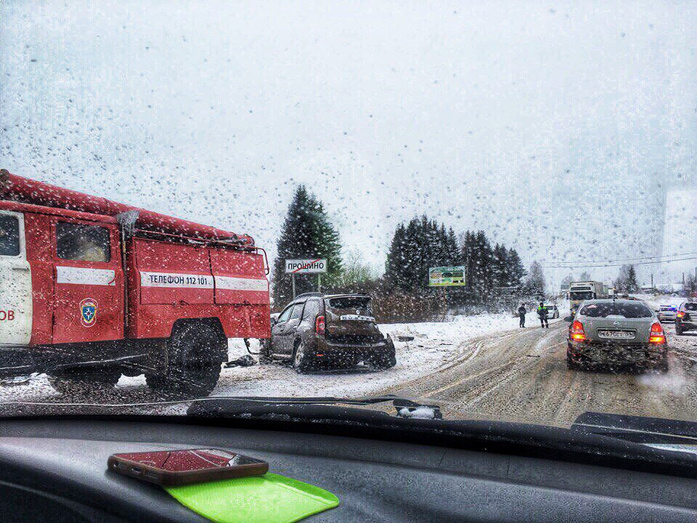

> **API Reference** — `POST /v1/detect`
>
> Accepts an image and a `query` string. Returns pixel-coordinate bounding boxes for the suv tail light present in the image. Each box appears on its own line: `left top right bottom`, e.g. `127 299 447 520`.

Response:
649 322 666 344
570 321 586 342
315 315 325 335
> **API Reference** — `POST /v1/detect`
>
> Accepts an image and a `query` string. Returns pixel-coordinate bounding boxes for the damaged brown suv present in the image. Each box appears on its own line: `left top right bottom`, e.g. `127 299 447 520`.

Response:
266 293 396 373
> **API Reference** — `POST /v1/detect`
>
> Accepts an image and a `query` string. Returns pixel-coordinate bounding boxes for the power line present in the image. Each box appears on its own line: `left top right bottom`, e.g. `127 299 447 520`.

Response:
549 251 697 265
541 253 697 269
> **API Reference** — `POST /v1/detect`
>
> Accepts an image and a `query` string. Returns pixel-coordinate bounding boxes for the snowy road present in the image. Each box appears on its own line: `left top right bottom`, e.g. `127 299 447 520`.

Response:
0 313 522 413
381 321 697 426
1 311 697 426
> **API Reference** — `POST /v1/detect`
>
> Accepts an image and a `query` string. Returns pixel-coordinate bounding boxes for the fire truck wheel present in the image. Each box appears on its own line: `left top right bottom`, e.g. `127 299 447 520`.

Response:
48 367 121 396
146 321 227 397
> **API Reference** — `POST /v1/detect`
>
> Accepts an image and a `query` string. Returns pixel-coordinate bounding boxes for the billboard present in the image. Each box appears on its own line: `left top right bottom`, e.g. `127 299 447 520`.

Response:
429 266 466 287
285 258 327 274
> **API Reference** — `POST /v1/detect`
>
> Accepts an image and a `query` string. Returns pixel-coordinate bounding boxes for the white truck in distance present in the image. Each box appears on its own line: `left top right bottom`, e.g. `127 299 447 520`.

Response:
569 281 608 316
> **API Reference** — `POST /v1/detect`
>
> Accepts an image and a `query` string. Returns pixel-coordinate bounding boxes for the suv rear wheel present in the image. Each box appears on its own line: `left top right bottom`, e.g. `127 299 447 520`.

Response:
676 323 685 335
146 321 227 397
292 340 313 373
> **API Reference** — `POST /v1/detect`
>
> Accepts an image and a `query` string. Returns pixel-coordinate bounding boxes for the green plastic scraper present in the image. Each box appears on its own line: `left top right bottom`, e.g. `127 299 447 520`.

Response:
165 473 339 523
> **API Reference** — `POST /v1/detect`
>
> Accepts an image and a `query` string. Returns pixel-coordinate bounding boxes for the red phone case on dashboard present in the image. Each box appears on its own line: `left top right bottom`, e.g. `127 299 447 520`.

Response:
108 448 269 486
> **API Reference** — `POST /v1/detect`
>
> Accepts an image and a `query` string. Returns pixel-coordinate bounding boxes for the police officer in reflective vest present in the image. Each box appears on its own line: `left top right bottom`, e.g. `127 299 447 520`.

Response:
537 302 549 328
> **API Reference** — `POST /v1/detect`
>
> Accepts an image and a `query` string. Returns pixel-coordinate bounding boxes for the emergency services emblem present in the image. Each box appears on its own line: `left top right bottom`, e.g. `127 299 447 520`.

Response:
79 298 98 327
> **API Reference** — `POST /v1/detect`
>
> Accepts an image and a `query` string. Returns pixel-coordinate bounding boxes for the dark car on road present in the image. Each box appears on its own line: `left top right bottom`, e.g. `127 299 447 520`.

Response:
265 293 396 373
567 299 668 372
676 302 697 335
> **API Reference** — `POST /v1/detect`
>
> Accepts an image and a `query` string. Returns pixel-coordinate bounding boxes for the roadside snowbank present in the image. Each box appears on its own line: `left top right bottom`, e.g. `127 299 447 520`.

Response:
0 313 537 405
213 312 524 398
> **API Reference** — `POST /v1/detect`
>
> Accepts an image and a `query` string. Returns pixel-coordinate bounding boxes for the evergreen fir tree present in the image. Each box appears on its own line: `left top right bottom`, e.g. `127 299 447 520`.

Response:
524 261 546 298
385 216 463 293
506 248 526 288
272 186 343 306
626 265 639 293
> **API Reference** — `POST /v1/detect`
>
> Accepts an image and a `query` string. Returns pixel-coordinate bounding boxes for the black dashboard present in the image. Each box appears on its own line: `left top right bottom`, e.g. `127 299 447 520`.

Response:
0 418 697 522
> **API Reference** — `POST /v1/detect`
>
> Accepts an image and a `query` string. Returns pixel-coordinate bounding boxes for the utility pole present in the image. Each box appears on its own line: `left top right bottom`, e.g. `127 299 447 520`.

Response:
651 273 654 289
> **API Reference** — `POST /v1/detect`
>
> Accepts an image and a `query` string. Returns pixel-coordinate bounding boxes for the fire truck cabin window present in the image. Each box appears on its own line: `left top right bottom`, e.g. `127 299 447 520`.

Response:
56 222 111 263
0 215 20 257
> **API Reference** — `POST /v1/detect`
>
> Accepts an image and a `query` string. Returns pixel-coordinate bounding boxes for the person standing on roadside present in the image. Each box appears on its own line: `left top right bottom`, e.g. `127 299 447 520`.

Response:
537 301 549 328
518 304 527 328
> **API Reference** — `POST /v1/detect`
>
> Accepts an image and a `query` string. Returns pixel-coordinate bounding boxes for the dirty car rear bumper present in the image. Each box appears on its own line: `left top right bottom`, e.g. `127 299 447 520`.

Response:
312 338 391 360
567 340 666 366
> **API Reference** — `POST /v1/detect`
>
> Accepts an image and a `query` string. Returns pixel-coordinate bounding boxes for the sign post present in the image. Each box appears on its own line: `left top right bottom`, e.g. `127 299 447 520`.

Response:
285 259 328 298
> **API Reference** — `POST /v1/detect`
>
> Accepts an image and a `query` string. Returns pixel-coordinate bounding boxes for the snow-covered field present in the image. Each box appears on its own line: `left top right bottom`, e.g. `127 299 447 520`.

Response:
633 293 685 311
1 296 693 412
0 312 527 405
210 312 526 399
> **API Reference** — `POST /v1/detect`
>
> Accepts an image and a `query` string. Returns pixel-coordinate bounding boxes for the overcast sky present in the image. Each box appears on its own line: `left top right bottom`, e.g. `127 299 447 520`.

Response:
1 0 695 287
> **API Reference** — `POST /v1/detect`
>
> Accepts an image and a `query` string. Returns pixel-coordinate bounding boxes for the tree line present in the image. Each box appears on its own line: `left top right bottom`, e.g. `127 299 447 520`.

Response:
383 220 529 304
273 186 544 315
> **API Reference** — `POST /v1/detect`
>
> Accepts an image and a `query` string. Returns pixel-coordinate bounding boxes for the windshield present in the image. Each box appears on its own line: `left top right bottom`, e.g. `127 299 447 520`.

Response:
580 302 653 319
2 1 697 451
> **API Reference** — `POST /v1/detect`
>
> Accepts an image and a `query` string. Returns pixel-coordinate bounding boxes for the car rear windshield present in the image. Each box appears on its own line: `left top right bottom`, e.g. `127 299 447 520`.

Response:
660 306 675 311
685 303 697 311
580 303 653 318
326 297 371 311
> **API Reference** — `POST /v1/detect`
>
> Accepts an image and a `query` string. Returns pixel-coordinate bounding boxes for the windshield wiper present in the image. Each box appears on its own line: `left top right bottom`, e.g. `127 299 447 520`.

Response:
187 395 443 420
571 412 697 444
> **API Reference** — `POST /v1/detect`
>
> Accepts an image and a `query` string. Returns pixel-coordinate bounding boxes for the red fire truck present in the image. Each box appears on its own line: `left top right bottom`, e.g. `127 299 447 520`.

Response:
0 170 270 396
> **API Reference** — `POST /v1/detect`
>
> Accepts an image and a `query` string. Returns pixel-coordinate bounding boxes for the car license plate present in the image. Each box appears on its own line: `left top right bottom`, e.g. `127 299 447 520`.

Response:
340 314 375 322
598 330 635 340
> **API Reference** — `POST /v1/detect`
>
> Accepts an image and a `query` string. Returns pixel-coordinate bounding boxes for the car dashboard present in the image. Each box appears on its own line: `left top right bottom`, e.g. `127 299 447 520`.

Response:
0 418 697 522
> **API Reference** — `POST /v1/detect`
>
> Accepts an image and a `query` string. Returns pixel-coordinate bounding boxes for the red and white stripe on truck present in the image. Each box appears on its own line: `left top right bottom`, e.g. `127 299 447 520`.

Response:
0 170 270 348
128 237 269 340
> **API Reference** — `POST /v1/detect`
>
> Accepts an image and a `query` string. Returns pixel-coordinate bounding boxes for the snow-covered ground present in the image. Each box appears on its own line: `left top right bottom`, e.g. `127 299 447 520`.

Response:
633 293 697 395
2 296 691 409
209 312 527 399
0 312 528 404
633 293 685 311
